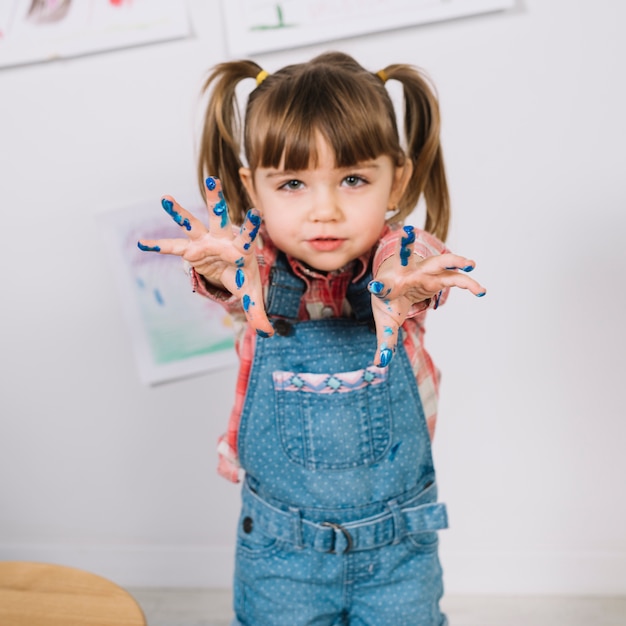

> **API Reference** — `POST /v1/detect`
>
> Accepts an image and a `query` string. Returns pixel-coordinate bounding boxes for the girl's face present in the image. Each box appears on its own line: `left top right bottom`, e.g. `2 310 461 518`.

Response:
240 134 411 273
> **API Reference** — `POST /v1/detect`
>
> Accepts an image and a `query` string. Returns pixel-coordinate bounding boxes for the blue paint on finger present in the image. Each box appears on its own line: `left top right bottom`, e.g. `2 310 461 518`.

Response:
162 198 191 231
384 326 393 336
137 242 161 252
434 290 443 310
235 257 244 268
379 348 393 367
400 225 415 267
235 269 245 289
476 291 486 297
213 191 229 228
368 281 391 298
368 280 384 294
462 265 474 272
205 176 217 191
242 210 262 250
256 329 271 338
242 294 252 311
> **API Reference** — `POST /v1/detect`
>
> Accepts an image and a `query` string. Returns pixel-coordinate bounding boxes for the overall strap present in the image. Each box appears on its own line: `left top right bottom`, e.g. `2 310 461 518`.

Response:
346 263 374 323
266 252 375 322
266 252 306 320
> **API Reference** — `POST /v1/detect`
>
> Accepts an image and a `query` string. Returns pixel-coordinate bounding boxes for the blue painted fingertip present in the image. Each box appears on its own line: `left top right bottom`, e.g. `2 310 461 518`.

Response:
476 291 486 297
235 269 245 289
256 329 271 338
242 294 252 311
368 280 385 295
205 176 217 191
379 348 393 367
402 224 416 240
161 198 191 231
462 265 474 272
137 242 161 252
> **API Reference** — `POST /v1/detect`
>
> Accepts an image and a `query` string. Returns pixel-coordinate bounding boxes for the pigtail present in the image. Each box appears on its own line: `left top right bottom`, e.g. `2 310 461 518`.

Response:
197 60 263 224
382 64 450 242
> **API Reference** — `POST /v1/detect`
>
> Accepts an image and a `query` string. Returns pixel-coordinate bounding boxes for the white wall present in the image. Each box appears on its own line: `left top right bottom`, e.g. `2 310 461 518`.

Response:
1 0 625 594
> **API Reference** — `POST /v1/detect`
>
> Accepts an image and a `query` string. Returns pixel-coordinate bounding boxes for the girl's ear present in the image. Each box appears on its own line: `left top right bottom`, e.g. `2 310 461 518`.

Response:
388 160 413 210
239 167 258 208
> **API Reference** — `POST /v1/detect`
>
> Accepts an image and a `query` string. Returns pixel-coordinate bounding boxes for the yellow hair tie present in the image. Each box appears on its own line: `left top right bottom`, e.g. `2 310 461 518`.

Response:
376 69 388 84
256 70 269 86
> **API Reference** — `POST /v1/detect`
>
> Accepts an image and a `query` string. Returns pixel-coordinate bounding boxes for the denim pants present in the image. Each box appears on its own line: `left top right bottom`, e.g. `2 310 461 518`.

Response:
231 254 448 625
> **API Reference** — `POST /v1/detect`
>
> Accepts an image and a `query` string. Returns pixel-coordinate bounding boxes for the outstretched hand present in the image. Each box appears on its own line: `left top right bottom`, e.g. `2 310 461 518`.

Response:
368 226 486 367
137 177 274 337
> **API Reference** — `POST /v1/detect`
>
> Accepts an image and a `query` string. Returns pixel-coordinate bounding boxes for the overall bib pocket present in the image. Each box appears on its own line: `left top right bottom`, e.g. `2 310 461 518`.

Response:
273 365 392 470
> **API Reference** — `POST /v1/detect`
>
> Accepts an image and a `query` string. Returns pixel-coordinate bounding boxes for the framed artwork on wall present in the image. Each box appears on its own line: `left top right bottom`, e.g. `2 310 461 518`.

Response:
221 0 515 57
98 197 237 386
0 0 190 68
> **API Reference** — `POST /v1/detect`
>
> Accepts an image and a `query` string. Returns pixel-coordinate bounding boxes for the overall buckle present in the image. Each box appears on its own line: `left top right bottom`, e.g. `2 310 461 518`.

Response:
321 521 353 554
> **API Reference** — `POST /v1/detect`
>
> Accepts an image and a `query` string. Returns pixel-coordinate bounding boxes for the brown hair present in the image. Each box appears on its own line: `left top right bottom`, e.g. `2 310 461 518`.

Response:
197 52 450 241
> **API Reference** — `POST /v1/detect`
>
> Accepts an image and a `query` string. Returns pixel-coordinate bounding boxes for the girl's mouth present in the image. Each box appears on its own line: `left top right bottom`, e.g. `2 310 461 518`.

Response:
308 237 345 252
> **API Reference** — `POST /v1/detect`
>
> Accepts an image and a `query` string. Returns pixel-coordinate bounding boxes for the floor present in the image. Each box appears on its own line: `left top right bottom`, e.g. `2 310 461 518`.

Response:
129 588 626 626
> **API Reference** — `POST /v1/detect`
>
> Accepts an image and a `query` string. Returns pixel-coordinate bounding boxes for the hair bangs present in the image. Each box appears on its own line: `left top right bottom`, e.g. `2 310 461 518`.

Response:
245 68 403 173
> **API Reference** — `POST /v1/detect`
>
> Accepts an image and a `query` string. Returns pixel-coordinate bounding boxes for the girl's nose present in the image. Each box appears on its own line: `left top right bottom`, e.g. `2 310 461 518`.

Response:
310 188 342 222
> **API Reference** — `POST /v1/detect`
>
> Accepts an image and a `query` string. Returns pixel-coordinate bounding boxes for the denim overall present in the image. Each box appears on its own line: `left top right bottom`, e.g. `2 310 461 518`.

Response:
232 254 449 626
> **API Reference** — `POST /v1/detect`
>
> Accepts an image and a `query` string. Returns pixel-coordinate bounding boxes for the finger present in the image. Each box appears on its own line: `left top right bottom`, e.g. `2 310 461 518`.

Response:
370 295 408 368
221 263 274 337
225 208 273 337
137 237 190 256
205 176 233 239
429 252 477 273
235 208 262 253
399 225 416 269
161 195 206 238
442 273 487 297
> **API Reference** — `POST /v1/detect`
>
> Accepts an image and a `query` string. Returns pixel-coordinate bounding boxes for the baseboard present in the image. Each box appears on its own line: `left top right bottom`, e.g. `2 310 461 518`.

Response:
1 544 624 594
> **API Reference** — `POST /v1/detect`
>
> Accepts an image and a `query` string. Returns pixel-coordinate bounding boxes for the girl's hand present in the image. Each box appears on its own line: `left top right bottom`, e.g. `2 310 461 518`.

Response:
137 177 274 337
367 226 486 367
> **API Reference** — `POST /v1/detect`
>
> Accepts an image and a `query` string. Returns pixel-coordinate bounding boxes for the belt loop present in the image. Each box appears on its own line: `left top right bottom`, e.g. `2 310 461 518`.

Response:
289 506 304 549
387 499 405 545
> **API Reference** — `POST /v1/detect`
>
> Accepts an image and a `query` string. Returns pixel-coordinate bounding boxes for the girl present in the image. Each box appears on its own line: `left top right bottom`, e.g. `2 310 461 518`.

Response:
139 52 485 626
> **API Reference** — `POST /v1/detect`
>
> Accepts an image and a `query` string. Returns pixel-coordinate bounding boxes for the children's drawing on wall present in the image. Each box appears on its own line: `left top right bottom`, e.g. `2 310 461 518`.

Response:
26 0 73 24
0 0 190 68
99 200 237 386
221 0 514 55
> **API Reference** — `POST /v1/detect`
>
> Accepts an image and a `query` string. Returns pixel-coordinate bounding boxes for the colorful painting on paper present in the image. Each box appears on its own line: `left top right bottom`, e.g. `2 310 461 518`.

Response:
99 198 237 386
220 0 514 56
0 0 190 68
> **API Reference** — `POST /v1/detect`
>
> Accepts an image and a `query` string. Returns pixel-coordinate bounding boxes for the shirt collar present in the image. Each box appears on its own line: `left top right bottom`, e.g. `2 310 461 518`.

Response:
259 224 390 284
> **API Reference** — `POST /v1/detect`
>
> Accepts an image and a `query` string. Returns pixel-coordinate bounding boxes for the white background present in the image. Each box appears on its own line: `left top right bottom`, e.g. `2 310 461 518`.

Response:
1 0 624 594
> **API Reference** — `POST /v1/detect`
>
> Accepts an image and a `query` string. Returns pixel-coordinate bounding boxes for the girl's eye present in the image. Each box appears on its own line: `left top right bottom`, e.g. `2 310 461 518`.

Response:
343 175 366 187
280 179 304 191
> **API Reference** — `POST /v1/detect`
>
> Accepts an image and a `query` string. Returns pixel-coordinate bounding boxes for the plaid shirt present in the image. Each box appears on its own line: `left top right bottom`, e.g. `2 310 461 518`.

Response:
192 224 450 483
